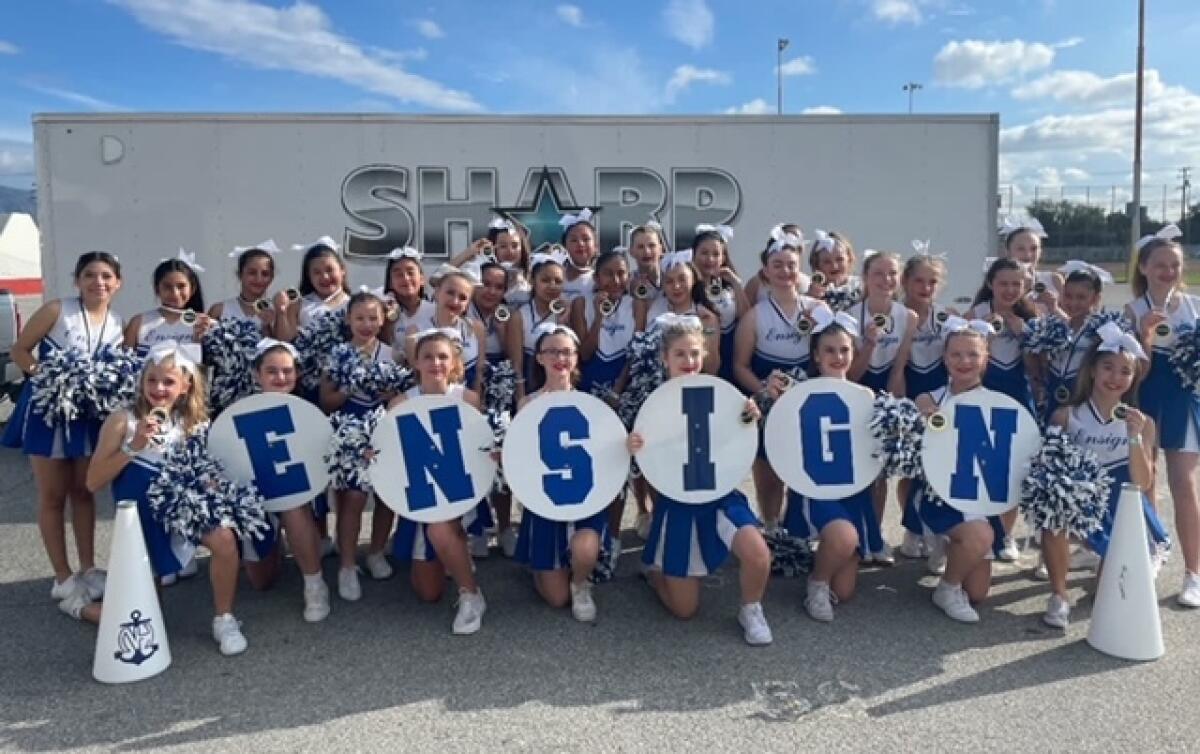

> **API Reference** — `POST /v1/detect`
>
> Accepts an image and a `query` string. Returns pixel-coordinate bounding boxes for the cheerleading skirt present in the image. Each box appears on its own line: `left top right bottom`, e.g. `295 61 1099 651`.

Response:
642 490 759 578
112 461 195 578
514 509 607 572
1 380 100 458
1139 352 1200 452
1086 466 1172 558
784 487 882 558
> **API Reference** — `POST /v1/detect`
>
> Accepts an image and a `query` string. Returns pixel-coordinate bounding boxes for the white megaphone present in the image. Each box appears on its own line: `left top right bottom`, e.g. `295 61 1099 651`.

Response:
1086 483 1164 661
93 500 172 683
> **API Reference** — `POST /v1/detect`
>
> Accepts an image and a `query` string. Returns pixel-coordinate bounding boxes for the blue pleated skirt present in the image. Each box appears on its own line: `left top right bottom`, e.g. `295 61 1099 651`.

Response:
642 490 759 578
783 486 882 557
1139 352 1200 452
112 462 195 578
1 380 101 458
514 509 607 572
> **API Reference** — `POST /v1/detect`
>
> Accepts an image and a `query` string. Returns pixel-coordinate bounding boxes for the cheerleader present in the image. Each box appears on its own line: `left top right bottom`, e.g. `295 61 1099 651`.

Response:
383 246 436 356
513 324 605 621
206 240 282 334
848 249 917 564
451 217 531 304
320 291 399 599
627 221 667 307
560 209 597 302
999 215 1061 316
743 223 807 304
2 252 124 607
236 339 331 621
781 309 876 621
733 229 832 530
1039 330 1170 628
692 224 749 384
571 250 634 398
637 249 720 374
804 230 860 304
1037 261 1110 422
389 329 488 635
508 249 569 400
968 258 1037 561
273 237 350 343
84 342 251 655
907 319 1005 623
123 251 212 357
629 314 773 645
1124 226 1200 607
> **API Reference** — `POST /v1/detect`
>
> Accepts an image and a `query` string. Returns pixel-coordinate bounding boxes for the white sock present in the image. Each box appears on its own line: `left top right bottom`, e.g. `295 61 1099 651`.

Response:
303 573 324 589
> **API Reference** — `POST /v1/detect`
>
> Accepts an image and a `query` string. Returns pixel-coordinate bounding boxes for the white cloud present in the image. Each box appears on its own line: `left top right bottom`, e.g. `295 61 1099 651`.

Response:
0 40 19 55
555 4 584 27
1012 69 1164 107
665 65 730 102
778 56 815 77
723 98 772 115
1053 36 1083 49
111 0 478 111
873 0 921 25
414 19 444 39
663 0 714 51
933 38 1057 89
504 46 661 114
22 83 123 111
0 141 34 176
801 105 842 114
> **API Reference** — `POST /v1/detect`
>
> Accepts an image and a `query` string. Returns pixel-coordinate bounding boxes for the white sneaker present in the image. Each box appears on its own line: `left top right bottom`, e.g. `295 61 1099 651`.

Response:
498 527 519 559
303 579 331 623
933 581 979 623
179 557 199 579
81 568 106 600
870 544 895 566
926 537 947 575
899 531 925 559
319 536 336 558
997 537 1020 563
804 580 836 622
452 588 487 635
49 573 79 601
57 581 92 620
635 512 652 541
212 614 248 656
1042 593 1070 629
1032 554 1049 581
570 581 597 622
364 551 394 580
738 602 773 645
337 567 362 602
1179 572 1200 608
469 534 490 559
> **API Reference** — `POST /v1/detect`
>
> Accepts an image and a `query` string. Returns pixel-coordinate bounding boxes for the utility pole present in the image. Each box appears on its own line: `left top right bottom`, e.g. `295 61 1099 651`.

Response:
777 38 789 115
903 82 923 114
1129 0 1145 280
1180 167 1192 241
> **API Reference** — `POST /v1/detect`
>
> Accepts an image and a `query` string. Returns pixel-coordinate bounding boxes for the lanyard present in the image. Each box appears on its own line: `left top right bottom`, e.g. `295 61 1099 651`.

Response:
78 297 109 356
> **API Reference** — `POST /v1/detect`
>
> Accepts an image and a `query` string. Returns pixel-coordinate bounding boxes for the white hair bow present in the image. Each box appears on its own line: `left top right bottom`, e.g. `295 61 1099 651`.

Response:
654 312 703 331
768 225 804 255
1136 223 1181 252
695 223 734 243
291 235 341 254
387 246 422 261
810 229 836 255
530 248 568 269
940 315 993 341
981 256 999 274
558 208 594 229
862 248 881 261
661 248 694 271
228 239 281 259
1058 259 1114 284
413 326 463 344
769 223 803 243
460 260 485 285
488 217 518 234
999 215 1048 239
167 247 205 273
254 337 299 360
911 239 932 256
145 340 202 374
1096 321 1148 360
810 307 859 336
430 263 480 286
532 322 580 343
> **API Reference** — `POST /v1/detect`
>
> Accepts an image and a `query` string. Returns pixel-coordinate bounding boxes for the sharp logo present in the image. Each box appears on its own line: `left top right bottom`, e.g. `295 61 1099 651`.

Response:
341 166 742 259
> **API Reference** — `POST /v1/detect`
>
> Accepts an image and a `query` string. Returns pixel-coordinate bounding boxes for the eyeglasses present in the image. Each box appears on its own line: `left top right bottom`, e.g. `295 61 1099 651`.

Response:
538 348 577 359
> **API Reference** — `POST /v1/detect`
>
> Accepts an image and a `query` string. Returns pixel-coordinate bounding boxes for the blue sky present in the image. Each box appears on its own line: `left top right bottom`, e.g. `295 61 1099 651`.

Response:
2 0 1198 214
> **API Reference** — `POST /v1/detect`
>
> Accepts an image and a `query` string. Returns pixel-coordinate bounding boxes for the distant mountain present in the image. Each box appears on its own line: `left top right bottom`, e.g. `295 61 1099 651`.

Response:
0 187 35 216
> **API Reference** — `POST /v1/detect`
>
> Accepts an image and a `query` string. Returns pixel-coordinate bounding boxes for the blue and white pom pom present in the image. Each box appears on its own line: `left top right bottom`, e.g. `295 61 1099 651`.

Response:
822 285 862 313
146 428 271 546
29 346 88 426
1019 426 1110 539
202 318 261 413
1168 323 1200 396
1021 315 1072 355
81 345 143 420
325 342 374 395
617 330 667 429
1083 309 1133 338
869 392 925 478
483 359 517 493
295 310 350 392
764 528 814 578
752 367 808 417
326 407 383 491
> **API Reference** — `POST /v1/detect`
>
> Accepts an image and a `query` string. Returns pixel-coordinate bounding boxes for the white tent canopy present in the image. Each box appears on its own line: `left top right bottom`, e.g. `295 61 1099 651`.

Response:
0 213 41 285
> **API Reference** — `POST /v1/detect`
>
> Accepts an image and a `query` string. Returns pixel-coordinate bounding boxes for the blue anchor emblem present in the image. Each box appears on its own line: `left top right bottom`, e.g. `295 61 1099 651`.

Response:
113 610 159 666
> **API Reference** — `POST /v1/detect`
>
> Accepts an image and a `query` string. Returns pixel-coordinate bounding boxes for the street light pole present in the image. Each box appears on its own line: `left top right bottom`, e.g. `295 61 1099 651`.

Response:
777 38 789 115
1129 0 1145 281
903 82 923 114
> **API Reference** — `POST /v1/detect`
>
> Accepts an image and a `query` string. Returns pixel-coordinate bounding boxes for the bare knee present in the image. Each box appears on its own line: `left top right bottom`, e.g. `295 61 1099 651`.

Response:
204 527 239 560
411 564 445 603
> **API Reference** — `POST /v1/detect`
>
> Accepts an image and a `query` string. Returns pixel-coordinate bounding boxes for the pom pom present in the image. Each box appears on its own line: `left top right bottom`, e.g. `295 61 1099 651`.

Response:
80 345 143 420
295 311 350 392
202 318 261 413
821 285 862 313
29 346 88 426
1019 426 1111 539
325 408 383 491
483 359 517 492
1083 309 1133 339
1021 315 1072 355
1168 323 1200 396
324 344 414 402
869 392 925 478
617 330 666 429
146 427 271 546
764 528 813 578
752 367 808 417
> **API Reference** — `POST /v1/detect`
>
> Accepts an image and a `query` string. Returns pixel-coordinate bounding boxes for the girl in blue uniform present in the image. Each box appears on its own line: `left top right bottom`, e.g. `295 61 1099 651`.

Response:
321 291 399 600
804 230 861 306
560 210 597 302
123 252 212 358
692 224 748 384
1039 329 1170 628
627 221 667 306
907 319 1005 623
780 309 877 621
513 324 605 622
509 250 569 400
1036 261 1109 423
1124 227 1200 607
207 240 281 334
629 314 773 645
637 250 721 372
743 223 808 305
999 215 1062 317
968 257 1037 562
3 252 124 607
389 329 489 635
382 246 435 359
274 237 351 344
571 250 633 398
451 217 532 305
85 342 251 655
733 229 832 530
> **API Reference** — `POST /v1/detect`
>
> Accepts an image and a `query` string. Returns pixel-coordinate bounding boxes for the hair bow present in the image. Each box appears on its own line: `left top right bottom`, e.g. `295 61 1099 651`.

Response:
460 260 485 285
166 247 205 273
769 224 804 243
488 217 518 234
695 223 734 243
254 338 299 360
1136 223 1182 251
862 248 881 261
558 208 595 229
999 215 1048 240
768 225 805 255
643 218 664 232
387 246 422 261
145 340 202 374
430 263 479 286
911 239 932 256
661 248 694 271
981 256 999 274
1058 259 1114 284
810 307 859 336
291 235 341 255
940 315 993 341
1096 321 1148 360
653 312 703 331
413 327 463 344
809 229 837 255
530 248 568 269
532 322 580 343
228 239 281 259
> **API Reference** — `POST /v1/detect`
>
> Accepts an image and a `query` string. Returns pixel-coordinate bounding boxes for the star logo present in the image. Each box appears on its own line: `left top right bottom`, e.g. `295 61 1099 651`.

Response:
493 167 598 252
